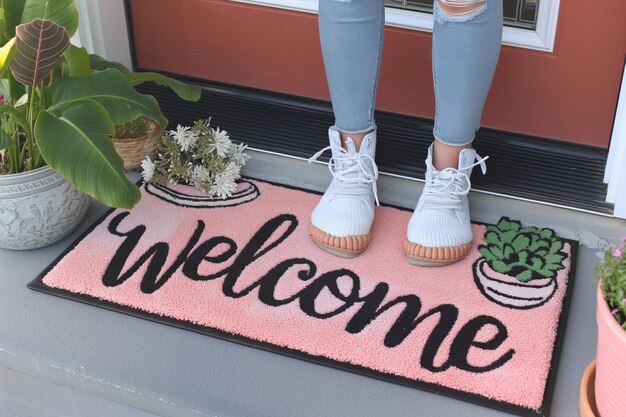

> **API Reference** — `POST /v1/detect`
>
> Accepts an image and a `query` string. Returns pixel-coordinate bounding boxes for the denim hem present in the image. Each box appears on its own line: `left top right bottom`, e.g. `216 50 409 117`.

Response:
335 124 377 135
433 131 475 147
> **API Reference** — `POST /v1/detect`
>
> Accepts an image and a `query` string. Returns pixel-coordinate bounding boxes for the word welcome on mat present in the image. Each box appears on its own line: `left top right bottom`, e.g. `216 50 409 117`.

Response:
28 177 577 417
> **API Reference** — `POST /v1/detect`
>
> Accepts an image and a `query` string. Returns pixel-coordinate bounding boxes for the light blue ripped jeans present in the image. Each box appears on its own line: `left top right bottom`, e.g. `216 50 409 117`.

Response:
318 0 503 146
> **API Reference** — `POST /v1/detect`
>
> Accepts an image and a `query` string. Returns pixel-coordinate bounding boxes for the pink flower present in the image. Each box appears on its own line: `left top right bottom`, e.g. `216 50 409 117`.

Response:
0 95 4 104
612 308 619 315
615 247 623 257
621 236 626 242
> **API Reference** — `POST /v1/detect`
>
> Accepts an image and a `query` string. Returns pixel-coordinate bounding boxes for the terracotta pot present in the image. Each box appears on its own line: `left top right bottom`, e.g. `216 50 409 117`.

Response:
580 360 599 417
595 281 626 417
473 258 557 309
0 165 90 250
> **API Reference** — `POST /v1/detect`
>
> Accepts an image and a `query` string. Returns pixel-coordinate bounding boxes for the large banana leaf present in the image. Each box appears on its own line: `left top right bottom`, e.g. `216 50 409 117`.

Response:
47 69 168 126
0 8 5 43
88 54 130 74
35 99 141 208
0 37 15 78
125 72 201 102
0 0 25 41
21 0 78 37
62 44 89 77
0 127 11 150
7 73 25 101
10 19 69 87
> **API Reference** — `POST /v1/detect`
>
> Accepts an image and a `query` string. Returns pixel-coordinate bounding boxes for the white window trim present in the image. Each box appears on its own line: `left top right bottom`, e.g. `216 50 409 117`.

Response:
229 0 560 52
604 60 626 219
75 0 133 69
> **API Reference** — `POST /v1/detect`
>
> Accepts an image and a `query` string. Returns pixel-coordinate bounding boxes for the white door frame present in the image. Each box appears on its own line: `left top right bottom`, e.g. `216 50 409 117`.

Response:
604 60 626 219
79 0 626 218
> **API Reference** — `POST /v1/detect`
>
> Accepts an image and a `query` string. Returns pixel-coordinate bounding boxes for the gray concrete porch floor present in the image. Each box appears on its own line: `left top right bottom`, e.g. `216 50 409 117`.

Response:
1 149 624 417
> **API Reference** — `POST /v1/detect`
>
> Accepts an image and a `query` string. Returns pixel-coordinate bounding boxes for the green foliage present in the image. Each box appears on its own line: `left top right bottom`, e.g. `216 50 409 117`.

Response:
478 217 567 282
125 72 201 102
0 0 25 43
21 0 79 37
10 18 70 87
0 37 15 78
0 0 199 209
596 239 626 330
88 54 130 74
61 44 90 77
115 116 151 139
47 68 167 126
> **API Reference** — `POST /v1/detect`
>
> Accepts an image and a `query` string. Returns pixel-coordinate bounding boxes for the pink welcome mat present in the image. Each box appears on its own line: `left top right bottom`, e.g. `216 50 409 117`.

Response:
28 177 578 417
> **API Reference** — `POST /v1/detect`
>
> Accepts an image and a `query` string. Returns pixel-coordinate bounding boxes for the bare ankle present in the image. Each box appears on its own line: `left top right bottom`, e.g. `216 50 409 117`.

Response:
339 130 371 152
432 139 472 170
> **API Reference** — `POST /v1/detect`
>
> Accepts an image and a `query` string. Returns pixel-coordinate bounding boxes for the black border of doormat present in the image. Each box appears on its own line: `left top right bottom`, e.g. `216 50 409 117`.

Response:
27 175 578 417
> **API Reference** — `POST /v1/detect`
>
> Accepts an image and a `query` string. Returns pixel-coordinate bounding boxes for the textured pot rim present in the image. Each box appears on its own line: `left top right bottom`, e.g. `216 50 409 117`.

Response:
597 280 626 344
0 164 56 182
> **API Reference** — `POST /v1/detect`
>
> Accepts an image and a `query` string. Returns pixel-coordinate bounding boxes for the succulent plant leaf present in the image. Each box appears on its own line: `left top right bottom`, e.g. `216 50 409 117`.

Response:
479 246 498 262
529 256 545 271
492 260 512 274
512 234 530 251
484 230 501 246
550 240 563 253
539 228 555 239
496 217 512 232
499 230 518 245
490 245 504 259
515 270 533 282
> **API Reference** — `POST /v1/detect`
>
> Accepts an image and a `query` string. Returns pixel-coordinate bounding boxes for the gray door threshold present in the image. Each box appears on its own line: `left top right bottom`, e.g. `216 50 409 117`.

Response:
243 148 625 248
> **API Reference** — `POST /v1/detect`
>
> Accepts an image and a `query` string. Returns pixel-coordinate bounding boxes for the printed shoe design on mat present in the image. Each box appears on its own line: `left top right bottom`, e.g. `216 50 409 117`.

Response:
307 126 380 258
404 143 488 267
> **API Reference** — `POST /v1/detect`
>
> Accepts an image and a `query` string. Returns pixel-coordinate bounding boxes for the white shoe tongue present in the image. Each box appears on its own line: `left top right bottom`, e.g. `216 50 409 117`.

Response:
458 148 477 172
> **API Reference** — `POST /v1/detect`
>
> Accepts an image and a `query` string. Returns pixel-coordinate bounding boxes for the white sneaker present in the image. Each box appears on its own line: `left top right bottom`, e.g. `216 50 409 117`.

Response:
404 143 488 266
307 125 380 258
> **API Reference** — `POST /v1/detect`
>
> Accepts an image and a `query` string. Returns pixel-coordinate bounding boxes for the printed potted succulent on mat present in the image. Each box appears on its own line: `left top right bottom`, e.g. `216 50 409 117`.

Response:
473 217 568 309
0 0 168 249
140 118 255 208
584 236 626 417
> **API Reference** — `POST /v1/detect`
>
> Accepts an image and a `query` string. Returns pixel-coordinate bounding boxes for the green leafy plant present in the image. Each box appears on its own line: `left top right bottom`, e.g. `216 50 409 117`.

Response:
115 116 151 139
0 0 201 209
478 217 567 282
596 237 626 329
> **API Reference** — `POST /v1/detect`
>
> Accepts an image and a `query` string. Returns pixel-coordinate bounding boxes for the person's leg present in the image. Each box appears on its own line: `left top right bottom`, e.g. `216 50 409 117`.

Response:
318 0 384 151
404 0 503 267
308 0 385 258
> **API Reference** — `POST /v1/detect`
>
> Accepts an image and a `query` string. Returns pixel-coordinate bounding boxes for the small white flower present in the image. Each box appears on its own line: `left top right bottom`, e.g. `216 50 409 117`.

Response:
211 161 240 199
169 125 198 152
229 142 251 166
191 165 211 186
141 156 155 182
209 127 232 157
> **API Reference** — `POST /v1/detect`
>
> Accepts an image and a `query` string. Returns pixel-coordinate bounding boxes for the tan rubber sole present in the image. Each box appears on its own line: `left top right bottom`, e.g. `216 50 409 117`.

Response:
309 224 372 259
403 238 473 267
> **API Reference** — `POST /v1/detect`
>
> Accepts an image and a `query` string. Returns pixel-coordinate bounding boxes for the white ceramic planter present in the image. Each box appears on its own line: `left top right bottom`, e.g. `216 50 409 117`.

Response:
0 165 90 250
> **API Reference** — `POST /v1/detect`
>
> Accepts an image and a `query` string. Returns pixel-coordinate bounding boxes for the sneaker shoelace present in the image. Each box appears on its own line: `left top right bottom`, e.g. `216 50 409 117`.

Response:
421 154 488 212
308 140 380 206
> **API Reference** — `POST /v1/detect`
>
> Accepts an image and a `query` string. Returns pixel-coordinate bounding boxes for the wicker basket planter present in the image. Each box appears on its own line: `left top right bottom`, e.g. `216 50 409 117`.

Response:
112 120 165 170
